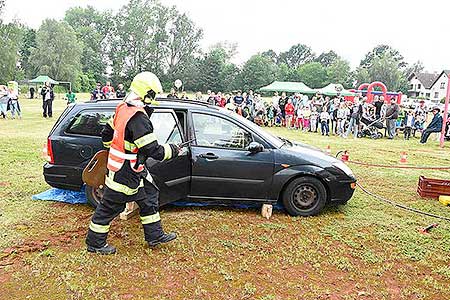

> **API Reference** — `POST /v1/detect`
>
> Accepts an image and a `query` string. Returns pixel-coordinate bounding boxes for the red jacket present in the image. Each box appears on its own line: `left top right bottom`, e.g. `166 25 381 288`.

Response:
285 103 295 116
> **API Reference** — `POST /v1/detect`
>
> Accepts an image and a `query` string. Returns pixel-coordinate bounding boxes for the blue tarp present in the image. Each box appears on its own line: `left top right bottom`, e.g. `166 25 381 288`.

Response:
32 187 284 211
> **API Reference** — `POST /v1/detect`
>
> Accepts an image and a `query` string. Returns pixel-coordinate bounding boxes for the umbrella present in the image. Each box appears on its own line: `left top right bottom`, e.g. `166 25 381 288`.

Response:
316 83 356 96
29 75 59 85
259 81 315 94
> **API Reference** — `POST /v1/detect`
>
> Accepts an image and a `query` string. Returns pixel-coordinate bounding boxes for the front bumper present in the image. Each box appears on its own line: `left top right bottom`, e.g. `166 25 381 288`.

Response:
328 178 357 204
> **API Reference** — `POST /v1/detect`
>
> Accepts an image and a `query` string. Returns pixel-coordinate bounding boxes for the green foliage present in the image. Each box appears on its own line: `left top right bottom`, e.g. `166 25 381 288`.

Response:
278 43 316 68
327 58 353 88
360 44 406 69
0 21 23 83
73 73 96 93
316 50 339 67
296 62 329 88
30 19 82 83
238 54 278 91
64 6 113 83
19 28 37 78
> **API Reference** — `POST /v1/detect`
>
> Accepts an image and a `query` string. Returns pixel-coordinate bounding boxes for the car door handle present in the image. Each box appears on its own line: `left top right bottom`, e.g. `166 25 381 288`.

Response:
199 153 219 160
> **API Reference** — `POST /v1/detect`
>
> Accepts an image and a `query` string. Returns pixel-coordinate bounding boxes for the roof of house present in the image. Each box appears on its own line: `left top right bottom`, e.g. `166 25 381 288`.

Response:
430 70 450 88
409 72 439 89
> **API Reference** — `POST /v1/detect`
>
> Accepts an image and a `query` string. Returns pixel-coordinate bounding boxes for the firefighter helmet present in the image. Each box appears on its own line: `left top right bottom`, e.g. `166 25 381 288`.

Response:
130 72 163 102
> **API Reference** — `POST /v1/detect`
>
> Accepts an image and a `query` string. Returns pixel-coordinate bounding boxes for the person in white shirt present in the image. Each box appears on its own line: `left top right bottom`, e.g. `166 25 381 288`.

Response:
271 92 279 109
404 110 415 140
320 110 331 135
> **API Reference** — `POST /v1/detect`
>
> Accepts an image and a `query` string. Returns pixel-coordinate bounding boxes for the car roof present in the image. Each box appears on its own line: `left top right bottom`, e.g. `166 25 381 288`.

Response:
78 98 220 112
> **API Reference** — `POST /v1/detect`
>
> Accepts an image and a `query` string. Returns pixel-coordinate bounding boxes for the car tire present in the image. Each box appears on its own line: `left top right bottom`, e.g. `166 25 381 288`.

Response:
282 177 327 216
85 185 103 208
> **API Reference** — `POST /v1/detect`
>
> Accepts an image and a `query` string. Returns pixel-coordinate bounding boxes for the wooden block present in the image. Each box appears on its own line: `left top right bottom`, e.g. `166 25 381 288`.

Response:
119 202 139 220
261 204 273 220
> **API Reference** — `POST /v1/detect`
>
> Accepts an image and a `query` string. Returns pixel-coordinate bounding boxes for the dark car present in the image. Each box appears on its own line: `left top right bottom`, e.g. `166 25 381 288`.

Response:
43 98 356 216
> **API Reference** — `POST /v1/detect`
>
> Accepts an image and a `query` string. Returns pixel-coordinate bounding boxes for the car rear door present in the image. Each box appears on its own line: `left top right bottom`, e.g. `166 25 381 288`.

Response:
189 111 274 201
145 109 190 206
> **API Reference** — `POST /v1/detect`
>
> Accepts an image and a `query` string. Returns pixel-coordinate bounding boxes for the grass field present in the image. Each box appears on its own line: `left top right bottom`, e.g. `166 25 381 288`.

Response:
1 97 450 299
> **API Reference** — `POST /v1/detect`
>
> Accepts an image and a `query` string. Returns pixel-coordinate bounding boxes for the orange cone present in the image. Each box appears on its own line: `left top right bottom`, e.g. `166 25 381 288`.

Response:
400 151 408 163
325 145 331 155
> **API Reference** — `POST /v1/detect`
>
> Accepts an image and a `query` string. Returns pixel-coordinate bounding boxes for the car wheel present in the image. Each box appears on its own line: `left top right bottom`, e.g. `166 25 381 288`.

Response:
376 132 383 139
282 177 327 216
85 185 103 208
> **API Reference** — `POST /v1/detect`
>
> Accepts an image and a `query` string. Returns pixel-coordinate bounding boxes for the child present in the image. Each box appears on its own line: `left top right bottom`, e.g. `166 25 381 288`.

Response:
310 106 319 132
285 99 295 129
404 110 415 140
296 105 303 130
267 105 275 127
302 106 311 132
320 110 330 136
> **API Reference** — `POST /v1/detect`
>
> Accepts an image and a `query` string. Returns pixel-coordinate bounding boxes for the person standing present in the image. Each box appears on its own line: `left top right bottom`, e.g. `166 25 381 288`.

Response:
373 96 383 119
420 108 443 144
167 88 178 99
233 91 244 106
91 82 105 100
344 97 362 138
86 72 180 255
65 89 77 105
404 111 415 140
102 81 115 99
385 98 399 139
320 109 330 136
41 81 54 118
279 92 288 126
284 99 295 129
116 83 126 98
29 86 35 99
8 82 21 119
0 85 9 119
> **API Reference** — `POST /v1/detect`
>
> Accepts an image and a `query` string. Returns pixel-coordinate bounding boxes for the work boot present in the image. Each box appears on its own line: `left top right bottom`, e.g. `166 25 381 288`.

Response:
87 243 116 255
147 232 177 247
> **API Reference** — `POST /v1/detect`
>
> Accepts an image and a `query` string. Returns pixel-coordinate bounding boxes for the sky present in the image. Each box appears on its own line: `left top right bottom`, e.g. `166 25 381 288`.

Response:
3 0 450 72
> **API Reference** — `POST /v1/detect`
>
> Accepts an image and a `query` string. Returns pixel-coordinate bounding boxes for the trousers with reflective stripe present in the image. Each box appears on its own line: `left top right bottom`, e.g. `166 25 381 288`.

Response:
86 181 164 248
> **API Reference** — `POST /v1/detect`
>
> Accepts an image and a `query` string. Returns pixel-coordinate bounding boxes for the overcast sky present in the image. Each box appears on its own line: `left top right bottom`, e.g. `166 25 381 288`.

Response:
3 0 450 72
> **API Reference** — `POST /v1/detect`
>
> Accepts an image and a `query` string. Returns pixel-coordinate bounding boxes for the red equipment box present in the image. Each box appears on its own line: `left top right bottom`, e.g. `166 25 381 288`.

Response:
417 176 450 199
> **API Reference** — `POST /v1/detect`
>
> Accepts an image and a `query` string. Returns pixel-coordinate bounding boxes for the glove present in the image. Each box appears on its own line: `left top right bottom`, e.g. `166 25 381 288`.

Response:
169 144 180 158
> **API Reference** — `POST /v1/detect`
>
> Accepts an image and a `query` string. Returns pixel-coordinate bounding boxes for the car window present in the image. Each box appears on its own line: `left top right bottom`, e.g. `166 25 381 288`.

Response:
192 113 252 149
66 110 114 136
150 112 182 144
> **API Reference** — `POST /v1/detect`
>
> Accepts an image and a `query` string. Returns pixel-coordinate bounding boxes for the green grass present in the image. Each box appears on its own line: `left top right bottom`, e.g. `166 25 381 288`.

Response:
1 98 450 299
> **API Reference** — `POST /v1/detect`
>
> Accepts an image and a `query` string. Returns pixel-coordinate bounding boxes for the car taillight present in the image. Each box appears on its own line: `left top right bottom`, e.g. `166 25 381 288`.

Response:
43 138 54 164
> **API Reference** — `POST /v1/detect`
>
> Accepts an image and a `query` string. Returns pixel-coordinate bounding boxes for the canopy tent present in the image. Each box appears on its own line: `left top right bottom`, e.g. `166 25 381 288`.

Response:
29 75 59 85
259 81 315 94
316 83 356 96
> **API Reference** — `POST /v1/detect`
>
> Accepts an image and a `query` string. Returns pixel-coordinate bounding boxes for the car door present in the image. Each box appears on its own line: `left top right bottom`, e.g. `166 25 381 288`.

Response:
189 111 274 201
145 109 190 206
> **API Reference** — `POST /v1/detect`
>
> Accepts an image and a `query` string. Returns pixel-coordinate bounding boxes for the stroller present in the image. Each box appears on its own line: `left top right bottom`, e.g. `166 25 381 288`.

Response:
358 116 384 139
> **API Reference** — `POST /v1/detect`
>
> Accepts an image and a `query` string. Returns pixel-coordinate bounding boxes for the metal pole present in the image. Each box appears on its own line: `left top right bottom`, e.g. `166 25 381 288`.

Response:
440 75 450 148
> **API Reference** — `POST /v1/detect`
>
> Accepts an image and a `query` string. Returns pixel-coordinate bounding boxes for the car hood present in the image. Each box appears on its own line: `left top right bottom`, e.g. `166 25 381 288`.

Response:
276 141 340 167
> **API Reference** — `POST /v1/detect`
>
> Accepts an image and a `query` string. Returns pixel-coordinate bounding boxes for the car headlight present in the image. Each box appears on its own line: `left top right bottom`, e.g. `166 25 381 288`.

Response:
333 161 354 177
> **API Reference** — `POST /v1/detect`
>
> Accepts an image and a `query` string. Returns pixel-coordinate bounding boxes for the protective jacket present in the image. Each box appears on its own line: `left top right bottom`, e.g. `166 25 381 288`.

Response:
101 101 177 203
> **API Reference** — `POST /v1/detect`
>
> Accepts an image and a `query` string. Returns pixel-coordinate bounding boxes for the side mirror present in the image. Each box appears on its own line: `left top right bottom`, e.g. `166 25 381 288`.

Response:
247 142 264 154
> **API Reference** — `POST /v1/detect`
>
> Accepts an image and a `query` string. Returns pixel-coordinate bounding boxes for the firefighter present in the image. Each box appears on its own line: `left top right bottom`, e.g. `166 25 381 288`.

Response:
86 72 179 255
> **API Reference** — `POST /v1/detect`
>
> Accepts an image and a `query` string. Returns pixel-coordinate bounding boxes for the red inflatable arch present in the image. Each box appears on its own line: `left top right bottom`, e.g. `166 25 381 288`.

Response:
366 81 387 103
357 83 370 91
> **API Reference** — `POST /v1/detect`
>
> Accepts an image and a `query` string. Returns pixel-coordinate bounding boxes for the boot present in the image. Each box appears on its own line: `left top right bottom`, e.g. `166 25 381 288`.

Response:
87 243 116 255
147 232 177 247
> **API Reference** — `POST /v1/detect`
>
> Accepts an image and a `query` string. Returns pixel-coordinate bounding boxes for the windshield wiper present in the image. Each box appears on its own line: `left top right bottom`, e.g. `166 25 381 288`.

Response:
278 136 293 147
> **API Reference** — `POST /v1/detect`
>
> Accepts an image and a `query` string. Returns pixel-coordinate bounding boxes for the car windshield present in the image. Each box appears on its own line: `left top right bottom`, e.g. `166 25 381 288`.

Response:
220 108 284 148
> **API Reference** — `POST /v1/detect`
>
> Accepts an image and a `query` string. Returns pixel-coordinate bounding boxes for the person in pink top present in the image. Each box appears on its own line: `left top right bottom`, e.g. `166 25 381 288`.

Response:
102 81 115 99
285 98 295 129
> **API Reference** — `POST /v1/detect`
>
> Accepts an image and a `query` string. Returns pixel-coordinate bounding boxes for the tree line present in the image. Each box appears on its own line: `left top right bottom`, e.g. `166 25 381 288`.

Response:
0 0 424 93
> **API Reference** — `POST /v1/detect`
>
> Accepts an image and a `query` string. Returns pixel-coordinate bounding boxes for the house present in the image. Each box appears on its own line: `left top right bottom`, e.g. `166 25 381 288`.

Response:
429 70 449 103
408 70 449 104
408 72 438 100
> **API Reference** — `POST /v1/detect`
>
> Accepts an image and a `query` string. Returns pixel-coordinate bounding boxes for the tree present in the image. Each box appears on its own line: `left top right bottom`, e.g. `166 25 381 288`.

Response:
354 67 370 88
0 0 5 16
327 58 353 88
64 6 113 83
19 28 37 78
0 21 23 83
163 9 203 83
367 52 407 91
197 47 229 92
261 49 278 64
278 43 315 68
316 50 339 67
238 54 278 91
405 60 425 78
295 62 329 88
360 44 406 69
30 19 82 83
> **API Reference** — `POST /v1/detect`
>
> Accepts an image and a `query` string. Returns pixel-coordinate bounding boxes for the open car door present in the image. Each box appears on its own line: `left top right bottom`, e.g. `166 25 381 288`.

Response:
145 109 190 206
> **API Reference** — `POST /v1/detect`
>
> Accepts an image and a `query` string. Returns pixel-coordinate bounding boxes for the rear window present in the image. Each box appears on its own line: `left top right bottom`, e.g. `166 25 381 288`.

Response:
66 110 114 136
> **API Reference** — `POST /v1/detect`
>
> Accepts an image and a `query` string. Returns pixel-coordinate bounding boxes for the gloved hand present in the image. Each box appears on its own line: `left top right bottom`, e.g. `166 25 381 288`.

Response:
169 144 180 158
